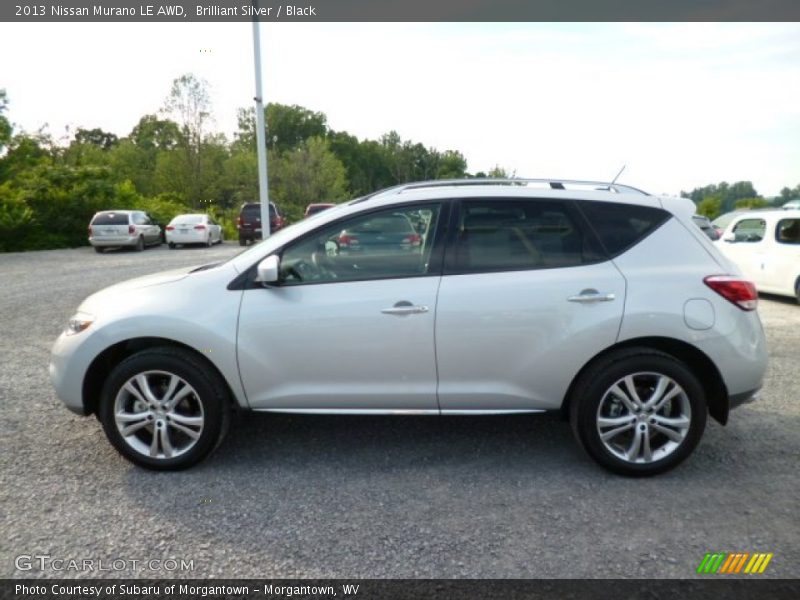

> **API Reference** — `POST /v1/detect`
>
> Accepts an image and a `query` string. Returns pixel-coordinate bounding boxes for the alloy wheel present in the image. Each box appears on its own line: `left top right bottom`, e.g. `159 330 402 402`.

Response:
596 372 691 464
113 370 205 459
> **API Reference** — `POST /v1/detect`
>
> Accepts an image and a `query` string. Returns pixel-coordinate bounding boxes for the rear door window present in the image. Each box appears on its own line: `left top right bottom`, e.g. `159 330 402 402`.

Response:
449 199 606 273
92 213 129 226
578 201 670 256
776 219 800 245
732 218 767 243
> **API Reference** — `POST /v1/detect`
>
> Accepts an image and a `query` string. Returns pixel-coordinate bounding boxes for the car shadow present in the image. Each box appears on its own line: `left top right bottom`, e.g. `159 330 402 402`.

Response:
116 407 800 577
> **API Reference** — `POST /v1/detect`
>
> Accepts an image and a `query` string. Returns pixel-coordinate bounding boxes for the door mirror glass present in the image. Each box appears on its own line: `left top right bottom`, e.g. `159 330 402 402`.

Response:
256 255 280 283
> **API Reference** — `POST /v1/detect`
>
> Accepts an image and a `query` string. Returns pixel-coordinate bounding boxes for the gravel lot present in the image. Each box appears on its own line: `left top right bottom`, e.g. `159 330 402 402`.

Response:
1 244 798 579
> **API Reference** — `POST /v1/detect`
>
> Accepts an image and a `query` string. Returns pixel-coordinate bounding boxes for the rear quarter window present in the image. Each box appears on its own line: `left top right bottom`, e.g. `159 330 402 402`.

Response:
578 201 670 256
91 213 130 225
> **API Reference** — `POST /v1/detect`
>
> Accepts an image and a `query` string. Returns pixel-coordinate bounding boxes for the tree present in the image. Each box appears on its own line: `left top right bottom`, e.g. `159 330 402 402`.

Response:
0 89 12 156
233 104 327 154
779 184 800 202
734 197 769 210
436 150 468 180
487 165 510 178
161 74 213 207
270 137 348 220
74 127 118 150
696 196 722 219
130 115 181 151
682 181 760 214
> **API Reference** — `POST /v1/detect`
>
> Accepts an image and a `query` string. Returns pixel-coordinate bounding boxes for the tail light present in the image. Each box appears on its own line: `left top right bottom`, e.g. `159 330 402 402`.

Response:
128 225 135 234
194 225 206 230
236 216 243 229
704 275 758 311
403 233 422 246
165 226 175 231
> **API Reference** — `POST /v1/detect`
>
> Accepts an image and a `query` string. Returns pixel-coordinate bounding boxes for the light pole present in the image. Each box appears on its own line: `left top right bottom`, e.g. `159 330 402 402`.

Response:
252 11 270 238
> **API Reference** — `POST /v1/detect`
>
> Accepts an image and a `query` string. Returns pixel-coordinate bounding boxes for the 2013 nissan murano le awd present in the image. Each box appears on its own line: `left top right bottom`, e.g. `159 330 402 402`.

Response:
50 179 768 475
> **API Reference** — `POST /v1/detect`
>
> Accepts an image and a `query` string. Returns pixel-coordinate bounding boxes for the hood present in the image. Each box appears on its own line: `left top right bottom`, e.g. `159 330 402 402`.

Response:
80 266 196 312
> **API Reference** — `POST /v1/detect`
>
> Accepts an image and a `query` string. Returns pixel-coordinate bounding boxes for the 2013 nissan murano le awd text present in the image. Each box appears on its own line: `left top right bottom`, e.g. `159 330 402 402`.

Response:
50 179 768 476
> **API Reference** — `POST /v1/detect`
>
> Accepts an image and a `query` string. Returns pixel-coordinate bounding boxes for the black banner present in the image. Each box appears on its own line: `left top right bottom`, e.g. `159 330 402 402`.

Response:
3 580 800 600
2 0 800 22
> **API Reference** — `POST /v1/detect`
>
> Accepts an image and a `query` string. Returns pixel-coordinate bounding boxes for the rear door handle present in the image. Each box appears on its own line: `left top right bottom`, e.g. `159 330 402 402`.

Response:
381 301 429 316
568 289 616 303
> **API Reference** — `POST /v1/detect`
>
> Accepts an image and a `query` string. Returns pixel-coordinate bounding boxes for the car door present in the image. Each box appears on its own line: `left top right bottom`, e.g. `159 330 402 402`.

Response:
720 217 768 285
435 198 626 412
236 202 447 412
767 216 800 294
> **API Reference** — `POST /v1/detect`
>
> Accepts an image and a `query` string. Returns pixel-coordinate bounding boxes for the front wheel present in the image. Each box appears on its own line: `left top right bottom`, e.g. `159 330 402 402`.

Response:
98 347 230 470
570 349 706 476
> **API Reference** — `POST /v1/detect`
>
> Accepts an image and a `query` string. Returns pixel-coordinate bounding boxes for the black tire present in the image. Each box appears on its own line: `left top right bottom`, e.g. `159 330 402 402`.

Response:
795 277 800 305
238 235 247 247
94 246 105 254
168 242 176 249
206 235 213 248
135 236 145 252
97 347 231 470
569 348 706 477
218 230 224 244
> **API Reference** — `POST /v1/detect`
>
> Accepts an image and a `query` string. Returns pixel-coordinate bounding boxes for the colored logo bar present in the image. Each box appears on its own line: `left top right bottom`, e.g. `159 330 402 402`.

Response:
696 552 773 574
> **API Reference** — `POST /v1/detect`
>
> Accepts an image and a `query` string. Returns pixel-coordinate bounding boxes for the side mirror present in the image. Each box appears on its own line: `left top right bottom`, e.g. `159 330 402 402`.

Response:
255 255 280 284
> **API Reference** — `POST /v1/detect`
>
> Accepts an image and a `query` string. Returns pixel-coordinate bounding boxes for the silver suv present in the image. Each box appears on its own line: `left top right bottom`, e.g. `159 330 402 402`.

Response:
89 210 162 253
51 179 767 475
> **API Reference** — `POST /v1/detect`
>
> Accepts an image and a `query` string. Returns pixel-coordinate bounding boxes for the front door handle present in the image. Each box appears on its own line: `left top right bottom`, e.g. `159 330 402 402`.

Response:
568 289 616 303
381 301 429 316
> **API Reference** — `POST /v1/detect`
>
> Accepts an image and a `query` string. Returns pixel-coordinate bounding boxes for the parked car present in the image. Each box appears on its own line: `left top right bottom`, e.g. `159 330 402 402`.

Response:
88 210 162 253
52 178 767 475
692 214 720 240
782 199 800 210
331 211 423 255
237 202 285 246
165 214 223 248
715 208 800 302
304 203 335 218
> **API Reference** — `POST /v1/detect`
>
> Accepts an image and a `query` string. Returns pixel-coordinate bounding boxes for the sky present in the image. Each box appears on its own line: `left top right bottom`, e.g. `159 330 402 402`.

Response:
1 22 798 196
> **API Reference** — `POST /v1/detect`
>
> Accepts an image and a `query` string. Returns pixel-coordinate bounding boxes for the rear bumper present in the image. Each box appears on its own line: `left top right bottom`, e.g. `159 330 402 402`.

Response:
730 388 761 410
89 236 138 247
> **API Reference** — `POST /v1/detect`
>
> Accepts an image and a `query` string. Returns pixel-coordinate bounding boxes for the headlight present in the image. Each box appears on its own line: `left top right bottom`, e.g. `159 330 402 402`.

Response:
65 312 95 336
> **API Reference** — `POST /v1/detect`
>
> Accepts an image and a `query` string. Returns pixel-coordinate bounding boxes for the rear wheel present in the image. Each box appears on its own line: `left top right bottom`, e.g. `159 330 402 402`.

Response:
238 235 247 247
168 242 176 249
135 236 145 252
94 247 104 254
206 235 212 248
570 348 706 476
795 277 800 305
98 347 230 470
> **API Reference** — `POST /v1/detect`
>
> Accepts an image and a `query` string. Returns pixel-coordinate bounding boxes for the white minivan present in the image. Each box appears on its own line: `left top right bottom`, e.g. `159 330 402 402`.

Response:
715 209 800 302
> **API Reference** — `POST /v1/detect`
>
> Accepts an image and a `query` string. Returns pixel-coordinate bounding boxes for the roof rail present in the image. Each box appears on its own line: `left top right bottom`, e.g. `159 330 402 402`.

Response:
355 178 649 203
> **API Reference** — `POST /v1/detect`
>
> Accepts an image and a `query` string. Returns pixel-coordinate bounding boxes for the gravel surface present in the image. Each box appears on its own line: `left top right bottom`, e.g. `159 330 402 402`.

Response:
1 244 798 579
